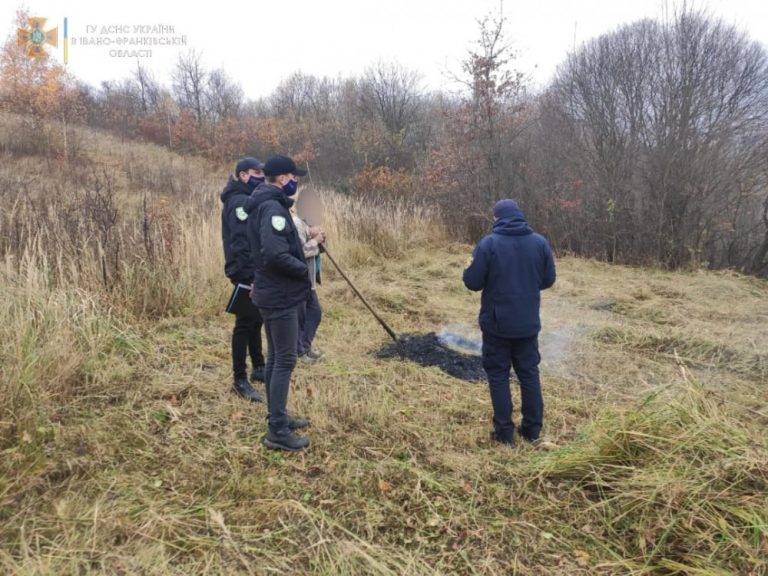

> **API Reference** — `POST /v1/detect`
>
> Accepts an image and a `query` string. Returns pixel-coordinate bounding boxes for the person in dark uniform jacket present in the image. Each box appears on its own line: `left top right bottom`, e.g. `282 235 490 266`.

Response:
244 155 315 451
463 199 556 446
220 157 267 402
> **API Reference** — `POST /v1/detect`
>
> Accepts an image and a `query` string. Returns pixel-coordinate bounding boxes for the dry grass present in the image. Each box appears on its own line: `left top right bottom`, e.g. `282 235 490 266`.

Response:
1 119 767 574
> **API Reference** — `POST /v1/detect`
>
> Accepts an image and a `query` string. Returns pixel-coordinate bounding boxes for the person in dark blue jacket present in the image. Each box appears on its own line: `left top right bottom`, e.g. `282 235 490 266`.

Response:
463 199 556 446
245 155 314 451
220 157 266 403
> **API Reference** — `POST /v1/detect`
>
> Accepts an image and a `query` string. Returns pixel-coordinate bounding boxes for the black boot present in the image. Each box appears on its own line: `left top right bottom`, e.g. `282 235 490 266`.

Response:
263 429 310 451
288 417 309 430
264 415 310 430
250 365 265 383
490 430 515 447
232 377 263 402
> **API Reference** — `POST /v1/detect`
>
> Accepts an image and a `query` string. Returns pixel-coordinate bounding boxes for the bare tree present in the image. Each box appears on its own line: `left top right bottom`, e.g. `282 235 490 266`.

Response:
172 50 207 126
359 61 422 139
94 79 143 140
206 68 243 120
133 61 161 113
270 72 335 120
542 7 768 269
429 11 530 240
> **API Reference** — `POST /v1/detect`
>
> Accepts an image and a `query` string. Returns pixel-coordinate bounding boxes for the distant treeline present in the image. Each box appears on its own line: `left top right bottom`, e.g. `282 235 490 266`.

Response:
2 6 767 276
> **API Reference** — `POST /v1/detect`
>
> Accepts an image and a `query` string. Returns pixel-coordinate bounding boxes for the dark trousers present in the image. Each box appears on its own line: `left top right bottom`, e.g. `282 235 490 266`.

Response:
259 305 299 433
297 290 322 355
482 333 543 442
232 309 264 380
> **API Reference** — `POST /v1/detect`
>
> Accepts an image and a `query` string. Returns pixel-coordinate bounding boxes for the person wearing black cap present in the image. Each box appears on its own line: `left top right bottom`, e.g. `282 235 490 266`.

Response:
463 199 556 447
244 155 314 451
220 157 267 403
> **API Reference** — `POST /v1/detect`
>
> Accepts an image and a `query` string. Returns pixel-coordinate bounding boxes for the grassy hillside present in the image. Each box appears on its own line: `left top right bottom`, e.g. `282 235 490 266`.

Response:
1 118 767 574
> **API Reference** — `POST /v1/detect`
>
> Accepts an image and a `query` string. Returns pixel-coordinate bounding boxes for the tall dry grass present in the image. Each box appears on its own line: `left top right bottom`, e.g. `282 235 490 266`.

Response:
0 117 449 459
321 191 447 261
527 370 768 573
2 116 766 574
0 282 139 449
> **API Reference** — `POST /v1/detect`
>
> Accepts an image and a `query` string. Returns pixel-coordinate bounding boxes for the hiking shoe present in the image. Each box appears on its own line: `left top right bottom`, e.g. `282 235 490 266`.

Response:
264 415 310 430
519 432 557 450
490 431 515 447
263 430 310 451
306 348 324 360
524 437 558 451
288 417 310 430
232 378 263 403
298 351 317 363
250 365 265 383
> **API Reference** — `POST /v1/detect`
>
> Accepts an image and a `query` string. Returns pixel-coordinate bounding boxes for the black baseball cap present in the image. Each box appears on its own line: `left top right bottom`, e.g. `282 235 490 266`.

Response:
263 155 307 177
235 157 265 176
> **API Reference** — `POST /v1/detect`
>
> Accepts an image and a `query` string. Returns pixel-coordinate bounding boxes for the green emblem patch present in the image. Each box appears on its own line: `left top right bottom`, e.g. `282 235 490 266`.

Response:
271 215 286 231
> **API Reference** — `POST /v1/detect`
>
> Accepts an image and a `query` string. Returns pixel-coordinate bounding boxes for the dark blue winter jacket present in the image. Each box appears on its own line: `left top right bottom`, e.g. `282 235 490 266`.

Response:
463 207 556 339
220 176 255 284
244 183 310 310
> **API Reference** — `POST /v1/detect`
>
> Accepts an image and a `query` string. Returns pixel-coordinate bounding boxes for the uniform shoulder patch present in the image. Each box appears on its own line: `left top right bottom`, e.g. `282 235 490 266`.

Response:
235 207 248 221
271 215 287 231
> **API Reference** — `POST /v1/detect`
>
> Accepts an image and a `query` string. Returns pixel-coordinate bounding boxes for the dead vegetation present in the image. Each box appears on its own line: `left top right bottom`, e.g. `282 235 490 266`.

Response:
1 122 767 575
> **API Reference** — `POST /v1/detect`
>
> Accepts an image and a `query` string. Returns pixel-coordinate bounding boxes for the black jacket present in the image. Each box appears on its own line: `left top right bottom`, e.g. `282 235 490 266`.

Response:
244 183 310 309
220 176 255 283
463 206 556 339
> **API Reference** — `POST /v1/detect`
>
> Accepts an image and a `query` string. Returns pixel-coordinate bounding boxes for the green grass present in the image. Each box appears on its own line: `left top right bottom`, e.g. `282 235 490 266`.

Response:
531 377 767 572
2 250 766 575
593 327 768 380
1 118 767 574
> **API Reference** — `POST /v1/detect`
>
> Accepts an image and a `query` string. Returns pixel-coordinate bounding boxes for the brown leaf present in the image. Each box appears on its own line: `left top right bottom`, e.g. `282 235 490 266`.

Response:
574 549 590 567
378 479 392 494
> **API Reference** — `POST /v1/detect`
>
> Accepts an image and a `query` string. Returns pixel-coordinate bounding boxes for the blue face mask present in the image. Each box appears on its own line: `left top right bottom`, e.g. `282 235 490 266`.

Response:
282 179 298 197
247 176 264 190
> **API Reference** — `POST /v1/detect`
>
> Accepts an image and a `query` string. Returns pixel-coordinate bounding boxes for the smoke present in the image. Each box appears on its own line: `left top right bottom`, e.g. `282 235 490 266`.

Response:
377 323 583 382
539 326 586 375
437 322 584 373
437 323 482 356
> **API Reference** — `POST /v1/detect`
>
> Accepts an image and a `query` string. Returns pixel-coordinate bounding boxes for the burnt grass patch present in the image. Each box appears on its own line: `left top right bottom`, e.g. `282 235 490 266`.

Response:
375 332 485 381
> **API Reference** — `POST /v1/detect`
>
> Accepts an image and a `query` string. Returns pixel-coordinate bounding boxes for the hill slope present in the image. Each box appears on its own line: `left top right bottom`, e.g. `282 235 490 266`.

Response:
0 117 766 574
2 249 767 574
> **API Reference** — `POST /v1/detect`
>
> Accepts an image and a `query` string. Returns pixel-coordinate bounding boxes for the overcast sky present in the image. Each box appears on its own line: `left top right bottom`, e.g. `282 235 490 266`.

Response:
4 0 768 99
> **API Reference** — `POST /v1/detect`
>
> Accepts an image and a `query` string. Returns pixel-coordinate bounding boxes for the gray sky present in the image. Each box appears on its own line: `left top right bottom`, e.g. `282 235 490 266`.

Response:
5 0 768 98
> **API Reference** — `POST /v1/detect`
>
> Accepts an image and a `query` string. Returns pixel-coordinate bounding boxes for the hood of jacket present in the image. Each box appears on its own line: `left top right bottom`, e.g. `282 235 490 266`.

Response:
244 182 294 214
220 175 253 203
492 206 533 236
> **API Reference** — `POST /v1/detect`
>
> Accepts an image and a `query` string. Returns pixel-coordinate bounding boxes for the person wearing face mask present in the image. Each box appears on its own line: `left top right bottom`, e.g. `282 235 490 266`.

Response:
244 155 312 451
220 157 267 403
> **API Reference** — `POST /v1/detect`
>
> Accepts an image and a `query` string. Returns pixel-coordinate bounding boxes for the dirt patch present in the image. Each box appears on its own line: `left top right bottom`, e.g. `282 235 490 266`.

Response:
375 333 486 381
